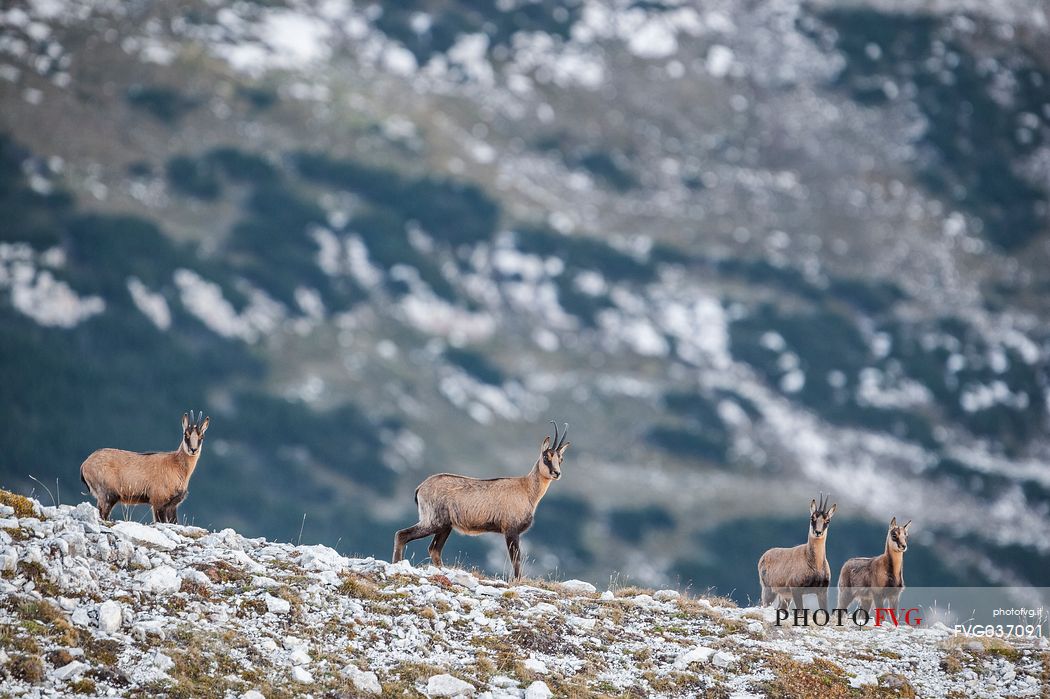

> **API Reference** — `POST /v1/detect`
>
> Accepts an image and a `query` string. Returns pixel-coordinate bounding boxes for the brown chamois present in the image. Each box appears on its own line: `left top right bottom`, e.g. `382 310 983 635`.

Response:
838 517 911 612
392 420 571 579
757 493 837 610
80 410 210 523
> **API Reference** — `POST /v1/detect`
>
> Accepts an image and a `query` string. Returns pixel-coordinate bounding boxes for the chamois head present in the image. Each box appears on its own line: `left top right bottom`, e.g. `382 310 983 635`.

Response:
888 517 911 552
539 420 571 480
181 410 210 456
808 493 837 539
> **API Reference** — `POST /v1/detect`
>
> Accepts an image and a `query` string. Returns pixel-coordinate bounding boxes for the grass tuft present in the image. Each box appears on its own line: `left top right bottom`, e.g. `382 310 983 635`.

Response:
0 489 37 518
760 653 852 699
10 653 45 683
69 677 97 694
337 573 382 601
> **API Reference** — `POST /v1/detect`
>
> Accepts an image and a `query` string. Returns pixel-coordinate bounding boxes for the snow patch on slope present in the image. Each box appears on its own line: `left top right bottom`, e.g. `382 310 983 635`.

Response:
174 268 284 343
0 243 104 328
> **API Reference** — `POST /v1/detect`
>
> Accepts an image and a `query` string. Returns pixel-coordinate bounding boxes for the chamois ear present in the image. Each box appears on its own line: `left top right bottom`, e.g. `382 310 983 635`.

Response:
809 499 817 515
902 520 911 530
826 503 837 519
557 441 571 456
541 436 551 451
199 417 210 433
890 516 898 528
182 412 189 431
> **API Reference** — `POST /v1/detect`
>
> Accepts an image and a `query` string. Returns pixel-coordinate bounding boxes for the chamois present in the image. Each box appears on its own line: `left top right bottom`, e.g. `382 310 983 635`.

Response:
80 410 210 523
757 494 837 610
838 517 911 612
393 420 571 579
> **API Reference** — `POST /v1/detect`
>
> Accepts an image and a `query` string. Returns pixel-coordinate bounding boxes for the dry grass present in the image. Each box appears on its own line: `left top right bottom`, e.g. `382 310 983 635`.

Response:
509 617 567 655
759 652 922 699
271 585 303 615
940 653 964 674
427 573 455 589
1034 651 1050 695
83 637 122 666
68 678 97 694
694 590 738 609
48 648 76 666
943 634 1023 662
0 622 41 655
643 669 729 697
150 629 272 699
760 653 854 699
3 526 29 541
0 489 38 518
16 561 60 596
471 635 525 679
179 577 212 599
193 560 249 585
381 661 459 699
16 598 79 646
9 653 45 683
338 573 383 601
673 595 718 618
876 673 916 698
513 575 563 593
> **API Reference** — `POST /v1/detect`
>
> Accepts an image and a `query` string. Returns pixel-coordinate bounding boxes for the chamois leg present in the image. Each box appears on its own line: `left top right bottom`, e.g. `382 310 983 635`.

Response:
392 523 438 563
760 586 776 606
879 590 901 612
98 492 118 521
816 587 829 612
838 587 855 611
154 490 185 524
790 589 805 613
505 533 523 579
427 526 452 567
776 594 790 611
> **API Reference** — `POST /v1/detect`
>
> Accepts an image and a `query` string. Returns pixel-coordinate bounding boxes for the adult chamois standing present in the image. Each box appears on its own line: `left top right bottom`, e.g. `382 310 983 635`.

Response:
392 420 571 579
838 517 911 612
80 410 210 523
757 494 837 611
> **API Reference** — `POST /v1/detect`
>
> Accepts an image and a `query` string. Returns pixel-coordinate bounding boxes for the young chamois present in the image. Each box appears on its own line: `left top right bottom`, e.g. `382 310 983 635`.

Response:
80 410 210 523
757 494 837 610
838 517 910 612
392 420 571 579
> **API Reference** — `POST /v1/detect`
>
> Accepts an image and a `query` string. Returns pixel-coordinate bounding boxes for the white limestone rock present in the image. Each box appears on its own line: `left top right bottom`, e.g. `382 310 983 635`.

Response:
427 673 476 697
291 665 314 683
559 579 596 594
265 593 292 614
136 565 181 594
674 645 715 669
112 521 177 550
97 600 122 634
522 658 548 675
53 660 89 680
343 665 382 695
524 681 552 699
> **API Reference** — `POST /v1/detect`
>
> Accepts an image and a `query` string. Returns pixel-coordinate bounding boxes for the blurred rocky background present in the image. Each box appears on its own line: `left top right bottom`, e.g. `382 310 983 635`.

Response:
1 0 1048 601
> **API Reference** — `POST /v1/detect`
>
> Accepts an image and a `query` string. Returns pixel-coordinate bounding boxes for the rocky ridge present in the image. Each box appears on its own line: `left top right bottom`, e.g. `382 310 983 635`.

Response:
1 490 1047 698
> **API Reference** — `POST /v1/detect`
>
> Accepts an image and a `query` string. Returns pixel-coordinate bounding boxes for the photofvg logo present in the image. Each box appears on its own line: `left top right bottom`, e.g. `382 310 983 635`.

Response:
775 607 923 628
